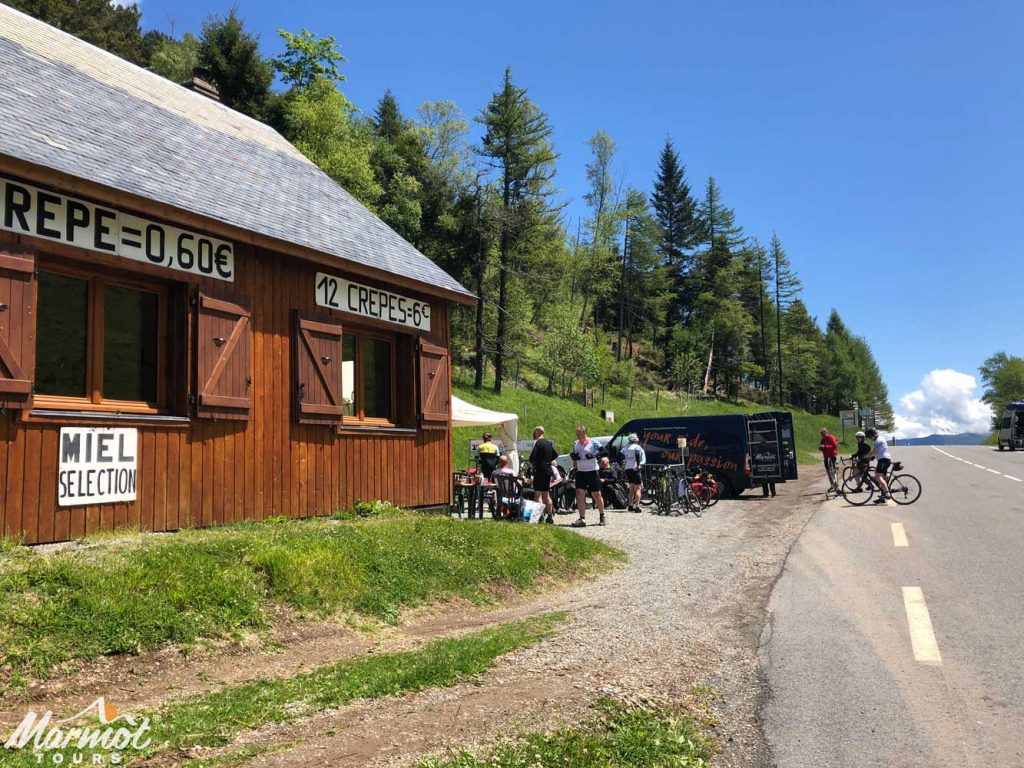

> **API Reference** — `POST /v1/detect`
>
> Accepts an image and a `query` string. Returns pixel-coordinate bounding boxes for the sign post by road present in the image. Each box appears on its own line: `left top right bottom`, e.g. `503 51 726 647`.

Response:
839 409 858 443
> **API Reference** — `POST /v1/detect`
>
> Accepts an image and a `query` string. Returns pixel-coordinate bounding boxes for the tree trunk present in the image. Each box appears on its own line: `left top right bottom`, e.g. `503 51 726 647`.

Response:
473 189 486 390
616 222 628 362
774 251 783 407
494 255 507 394
702 328 715 393
494 182 511 395
758 250 768 393
473 262 485 389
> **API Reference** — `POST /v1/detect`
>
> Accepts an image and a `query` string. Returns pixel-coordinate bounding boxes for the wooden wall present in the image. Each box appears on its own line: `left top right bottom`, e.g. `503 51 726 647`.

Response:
0 235 454 545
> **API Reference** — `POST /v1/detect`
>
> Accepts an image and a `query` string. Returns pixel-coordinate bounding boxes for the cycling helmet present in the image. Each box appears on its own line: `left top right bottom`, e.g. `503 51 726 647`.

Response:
865 428 878 437
855 431 866 438
628 433 639 443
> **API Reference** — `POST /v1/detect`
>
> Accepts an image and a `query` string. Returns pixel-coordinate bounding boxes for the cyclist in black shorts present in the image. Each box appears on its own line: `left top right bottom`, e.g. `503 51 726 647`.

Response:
528 426 557 524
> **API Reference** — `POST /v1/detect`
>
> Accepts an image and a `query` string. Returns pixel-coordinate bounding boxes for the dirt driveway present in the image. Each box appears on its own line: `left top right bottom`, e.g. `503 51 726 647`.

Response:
219 476 821 768
2 476 821 767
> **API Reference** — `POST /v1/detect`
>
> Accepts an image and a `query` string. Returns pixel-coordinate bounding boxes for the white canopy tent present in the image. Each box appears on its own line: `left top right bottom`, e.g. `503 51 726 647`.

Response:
451 395 520 473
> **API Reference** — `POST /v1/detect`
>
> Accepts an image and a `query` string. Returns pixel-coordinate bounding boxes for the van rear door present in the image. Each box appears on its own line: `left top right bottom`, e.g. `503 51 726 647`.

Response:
747 417 784 484
773 411 799 480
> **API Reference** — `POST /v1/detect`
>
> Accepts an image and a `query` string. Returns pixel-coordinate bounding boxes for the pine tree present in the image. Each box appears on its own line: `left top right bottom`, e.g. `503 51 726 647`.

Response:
578 130 620 325
650 139 701 335
10 0 146 65
476 67 558 394
770 233 800 405
369 92 425 243
199 10 274 120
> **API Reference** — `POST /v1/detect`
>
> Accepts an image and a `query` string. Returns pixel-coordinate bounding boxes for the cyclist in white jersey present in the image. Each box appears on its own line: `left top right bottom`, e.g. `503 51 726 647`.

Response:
571 425 605 527
622 434 646 512
864 427 892 503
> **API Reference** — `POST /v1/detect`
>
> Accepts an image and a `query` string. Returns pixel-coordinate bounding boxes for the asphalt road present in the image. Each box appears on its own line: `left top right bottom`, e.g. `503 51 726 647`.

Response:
760 445 1024 768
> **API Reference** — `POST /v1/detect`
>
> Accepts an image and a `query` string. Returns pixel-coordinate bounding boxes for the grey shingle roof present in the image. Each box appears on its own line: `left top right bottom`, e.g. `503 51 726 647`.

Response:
0 5 472 301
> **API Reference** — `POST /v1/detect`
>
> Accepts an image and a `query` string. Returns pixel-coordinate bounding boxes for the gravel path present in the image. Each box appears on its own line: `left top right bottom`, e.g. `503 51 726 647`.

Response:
223 476 822 768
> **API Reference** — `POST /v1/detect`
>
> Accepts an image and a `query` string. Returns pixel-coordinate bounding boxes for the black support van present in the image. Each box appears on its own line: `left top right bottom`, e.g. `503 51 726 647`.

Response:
604 412 798 497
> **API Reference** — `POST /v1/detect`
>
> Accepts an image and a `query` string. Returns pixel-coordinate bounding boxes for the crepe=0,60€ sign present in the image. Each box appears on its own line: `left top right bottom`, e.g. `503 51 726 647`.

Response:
315 272 431 331
0 176 234 281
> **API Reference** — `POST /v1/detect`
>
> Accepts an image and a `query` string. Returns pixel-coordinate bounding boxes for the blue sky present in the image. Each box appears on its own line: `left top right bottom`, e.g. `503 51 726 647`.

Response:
140 0 1023 433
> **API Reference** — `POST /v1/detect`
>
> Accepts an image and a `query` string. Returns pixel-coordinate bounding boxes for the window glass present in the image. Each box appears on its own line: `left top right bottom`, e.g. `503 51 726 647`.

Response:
342 333 356 416
361 337 392 420
103 285 159 403
35 271 89 397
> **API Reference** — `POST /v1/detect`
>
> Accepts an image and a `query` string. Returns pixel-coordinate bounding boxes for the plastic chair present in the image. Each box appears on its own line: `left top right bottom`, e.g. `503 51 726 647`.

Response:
452 471 471 517
493 474 524 520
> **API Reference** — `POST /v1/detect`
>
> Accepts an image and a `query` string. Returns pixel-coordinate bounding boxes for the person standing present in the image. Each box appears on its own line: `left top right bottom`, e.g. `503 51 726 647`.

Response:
819 427 839 490
528 426 557 524
622 433 646 512
864 427 892 503
477 432 499 480
571 425 605 527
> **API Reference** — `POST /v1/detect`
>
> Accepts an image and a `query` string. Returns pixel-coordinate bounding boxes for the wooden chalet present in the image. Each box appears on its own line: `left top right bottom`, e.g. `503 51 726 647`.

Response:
0 7 474 544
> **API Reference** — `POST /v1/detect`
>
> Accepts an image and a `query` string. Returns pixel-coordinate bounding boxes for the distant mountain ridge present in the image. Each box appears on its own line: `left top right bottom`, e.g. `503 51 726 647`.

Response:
895 433 988 446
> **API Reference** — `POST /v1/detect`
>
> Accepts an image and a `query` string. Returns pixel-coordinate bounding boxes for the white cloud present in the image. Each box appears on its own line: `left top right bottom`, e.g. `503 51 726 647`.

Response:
892 369 993 439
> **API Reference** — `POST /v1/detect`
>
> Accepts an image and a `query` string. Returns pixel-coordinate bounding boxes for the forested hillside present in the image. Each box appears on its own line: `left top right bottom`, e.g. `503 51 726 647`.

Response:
6 1 893 423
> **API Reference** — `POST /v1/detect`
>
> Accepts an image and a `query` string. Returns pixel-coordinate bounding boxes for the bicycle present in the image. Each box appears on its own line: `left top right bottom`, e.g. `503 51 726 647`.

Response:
824 456 840 499
648 464 703 517
841 460 921 506
689 465 722 509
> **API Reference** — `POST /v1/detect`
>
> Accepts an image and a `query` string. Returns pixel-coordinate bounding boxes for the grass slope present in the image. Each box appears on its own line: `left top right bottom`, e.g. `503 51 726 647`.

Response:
421 698 716 767
0 614 567 768
0 515 619 688
453 368 856 469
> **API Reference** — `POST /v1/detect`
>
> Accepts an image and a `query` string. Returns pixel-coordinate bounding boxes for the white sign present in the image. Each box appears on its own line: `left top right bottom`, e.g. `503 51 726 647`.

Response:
839 409 858 426
0 176 234 281
57 428 138 507
315 272 431 331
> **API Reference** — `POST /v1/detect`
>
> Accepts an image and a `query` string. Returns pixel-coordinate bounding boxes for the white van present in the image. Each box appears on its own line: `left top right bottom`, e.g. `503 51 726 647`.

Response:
996 401 1024 451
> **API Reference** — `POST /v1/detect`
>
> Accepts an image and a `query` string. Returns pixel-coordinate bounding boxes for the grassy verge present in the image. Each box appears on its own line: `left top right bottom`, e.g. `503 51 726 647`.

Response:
0 514 619 688
420 698 716 767
452 368 856 469
0 613 567 768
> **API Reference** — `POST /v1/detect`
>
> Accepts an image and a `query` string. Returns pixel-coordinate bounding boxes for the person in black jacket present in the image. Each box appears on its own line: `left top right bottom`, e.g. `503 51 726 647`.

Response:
528 426 558 524
849 431 872 489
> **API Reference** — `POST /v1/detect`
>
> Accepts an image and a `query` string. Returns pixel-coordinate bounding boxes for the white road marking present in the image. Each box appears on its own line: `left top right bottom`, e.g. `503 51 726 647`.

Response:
891 522 909 547
929 446 1021 483
903 587 942 666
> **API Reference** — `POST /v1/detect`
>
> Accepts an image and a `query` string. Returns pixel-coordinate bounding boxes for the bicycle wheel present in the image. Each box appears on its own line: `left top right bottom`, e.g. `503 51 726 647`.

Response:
842 473 874 506
655 474 672 515
888 474 922 505
691 485 705 517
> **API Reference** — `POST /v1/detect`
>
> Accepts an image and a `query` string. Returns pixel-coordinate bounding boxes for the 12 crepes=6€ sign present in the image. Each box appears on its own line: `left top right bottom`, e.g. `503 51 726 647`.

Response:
315 272 431 331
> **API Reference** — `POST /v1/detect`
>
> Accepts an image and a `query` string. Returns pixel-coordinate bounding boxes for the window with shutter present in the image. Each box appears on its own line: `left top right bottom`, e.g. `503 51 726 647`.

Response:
195 292 251 420
0 249 36 410
294 313 344 425
417 340 450 428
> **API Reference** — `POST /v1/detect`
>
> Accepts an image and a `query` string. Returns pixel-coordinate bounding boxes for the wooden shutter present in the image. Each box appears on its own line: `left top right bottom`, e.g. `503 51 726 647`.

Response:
0 248 36 410
294 313 344 425
195 292 251 420
417 340 450 428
